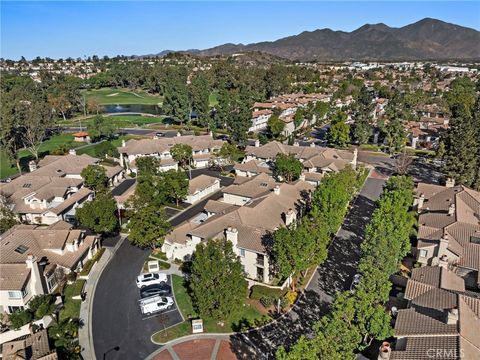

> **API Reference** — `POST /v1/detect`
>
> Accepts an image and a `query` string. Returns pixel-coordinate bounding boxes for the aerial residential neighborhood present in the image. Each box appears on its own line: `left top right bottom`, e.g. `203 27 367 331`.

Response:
1 2 480 360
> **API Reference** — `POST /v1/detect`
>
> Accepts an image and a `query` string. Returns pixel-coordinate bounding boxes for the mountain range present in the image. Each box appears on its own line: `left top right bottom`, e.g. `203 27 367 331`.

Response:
157 18 480 62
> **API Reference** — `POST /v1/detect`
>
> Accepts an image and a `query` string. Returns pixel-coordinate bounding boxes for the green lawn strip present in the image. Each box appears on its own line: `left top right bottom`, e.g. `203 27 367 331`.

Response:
60 279 86 321
152 275 269 343
208 92 218 107
81 88 163 105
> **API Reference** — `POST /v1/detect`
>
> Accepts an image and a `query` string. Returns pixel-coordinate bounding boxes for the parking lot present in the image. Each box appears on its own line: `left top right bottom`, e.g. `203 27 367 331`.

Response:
92 241 183 360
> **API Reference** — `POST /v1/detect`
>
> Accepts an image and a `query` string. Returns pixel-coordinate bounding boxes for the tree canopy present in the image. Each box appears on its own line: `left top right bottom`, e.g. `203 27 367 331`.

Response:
190 239 246 320
274 153 303 182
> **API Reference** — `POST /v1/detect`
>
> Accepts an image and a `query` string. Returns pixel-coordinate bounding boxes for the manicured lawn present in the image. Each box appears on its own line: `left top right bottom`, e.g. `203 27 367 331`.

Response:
82 88 163 105
152 275 270 343
60 279 86 321
0 133 85 179
60 115 166 128
209 92 218 107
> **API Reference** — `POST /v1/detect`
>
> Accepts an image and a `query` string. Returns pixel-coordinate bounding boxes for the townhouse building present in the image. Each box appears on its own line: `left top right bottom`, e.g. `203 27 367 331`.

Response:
413 181 480 290
0 154 124 225
384 265 480 359
117 134 224 173
0 222 99 314
162 173 313 285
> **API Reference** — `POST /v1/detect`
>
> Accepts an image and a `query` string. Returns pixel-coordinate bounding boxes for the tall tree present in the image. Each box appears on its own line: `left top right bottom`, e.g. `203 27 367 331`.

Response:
162 67 190 125
188 73 210 127
267 114 285 139
190 239 246 320
162 169 189 206
76 191 118 235
81 165 108 191
127 206 171 249
274 153 303 182
87 115 116 142
170 144 193 169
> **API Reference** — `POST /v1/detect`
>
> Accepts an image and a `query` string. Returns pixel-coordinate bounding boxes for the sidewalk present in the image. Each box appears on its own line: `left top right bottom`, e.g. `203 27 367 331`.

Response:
79 235 126 360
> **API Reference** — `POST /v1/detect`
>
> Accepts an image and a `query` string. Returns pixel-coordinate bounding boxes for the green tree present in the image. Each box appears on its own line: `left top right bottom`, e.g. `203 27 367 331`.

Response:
274 153 303 182
135 156 160 176
190 239 246 320
127 206 171 249
81 165 108 191
76 191 118 234
0 195 19 233
170 143 193 169
445 77 476 118
87 115 116 142
327 113 350 148
162 67 190 125
294 108 304 129
382 118 406 154
48 318 82 359
215 142 241 170
267 114 285 138
188 73 211 127
436 141 446 159
162 169 188 206
8 310 33 330
28 294 57 321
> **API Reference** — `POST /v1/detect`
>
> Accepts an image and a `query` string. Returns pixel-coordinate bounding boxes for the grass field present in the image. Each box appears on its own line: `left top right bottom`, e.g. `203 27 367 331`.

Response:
82 88 163 105
209 92 218 107
0 133 84 179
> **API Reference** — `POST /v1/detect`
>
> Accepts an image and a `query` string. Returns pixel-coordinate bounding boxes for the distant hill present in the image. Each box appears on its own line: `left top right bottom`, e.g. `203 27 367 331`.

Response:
157 18 480 61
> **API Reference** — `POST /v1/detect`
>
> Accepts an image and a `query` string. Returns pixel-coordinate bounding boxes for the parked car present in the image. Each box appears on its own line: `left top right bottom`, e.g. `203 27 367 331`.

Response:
350 273 362 293
136 272 168 289
155 132 165 137
139 295 174 316
140 283 172 299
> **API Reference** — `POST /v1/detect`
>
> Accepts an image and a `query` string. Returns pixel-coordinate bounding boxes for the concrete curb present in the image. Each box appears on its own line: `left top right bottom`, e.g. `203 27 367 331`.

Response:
80 235 127 360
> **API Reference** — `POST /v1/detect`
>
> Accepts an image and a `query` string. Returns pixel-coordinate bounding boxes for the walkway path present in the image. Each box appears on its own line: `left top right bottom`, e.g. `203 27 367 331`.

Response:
229 174 387 358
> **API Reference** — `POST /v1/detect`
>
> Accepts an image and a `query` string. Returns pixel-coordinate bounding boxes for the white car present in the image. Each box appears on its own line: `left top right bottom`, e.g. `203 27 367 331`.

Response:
136 272 168 289
139 295 174 316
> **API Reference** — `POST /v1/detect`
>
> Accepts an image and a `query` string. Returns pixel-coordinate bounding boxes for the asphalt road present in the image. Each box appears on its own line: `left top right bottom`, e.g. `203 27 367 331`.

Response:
92 169 233 360
230 175 387 358
92 242 183 360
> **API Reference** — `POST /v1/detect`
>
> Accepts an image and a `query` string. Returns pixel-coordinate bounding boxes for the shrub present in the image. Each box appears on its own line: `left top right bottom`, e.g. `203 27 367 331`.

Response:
285 291 297 305
9 310 33 330
250 285 284 300
260 296 274 308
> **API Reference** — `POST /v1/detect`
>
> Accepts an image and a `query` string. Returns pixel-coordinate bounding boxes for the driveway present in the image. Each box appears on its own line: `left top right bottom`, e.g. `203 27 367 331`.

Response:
229 175 386 358
92 242 183 360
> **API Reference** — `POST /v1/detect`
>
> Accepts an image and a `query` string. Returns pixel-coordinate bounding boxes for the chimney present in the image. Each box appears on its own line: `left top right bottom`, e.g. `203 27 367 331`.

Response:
28 160 37 173
122 139 126 147
416 193 425 210
309 142 315 148
25 255 45 297
446 178 455 188
254 139 260 147
446 307 459 325
377 342 391 360
299 173 306 181
439 254 449 269
285 208 296 226
438 235 449 260
293 141 299 147
225 227 238 247
273 185 280 195
448 203 455 216
69 148 76 156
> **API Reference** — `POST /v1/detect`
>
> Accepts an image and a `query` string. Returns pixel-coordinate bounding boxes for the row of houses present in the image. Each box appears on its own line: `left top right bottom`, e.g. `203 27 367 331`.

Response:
0 153 124 225
250 93 331 135
384 181 480 359
162 141 357 286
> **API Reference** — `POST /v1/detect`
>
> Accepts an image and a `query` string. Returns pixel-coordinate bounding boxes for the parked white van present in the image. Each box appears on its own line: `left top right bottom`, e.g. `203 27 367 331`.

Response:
136 272 168 288
139 296 174 316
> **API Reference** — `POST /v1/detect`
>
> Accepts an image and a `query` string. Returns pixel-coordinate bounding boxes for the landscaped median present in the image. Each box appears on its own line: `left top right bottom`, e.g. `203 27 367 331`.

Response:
151 275 270 344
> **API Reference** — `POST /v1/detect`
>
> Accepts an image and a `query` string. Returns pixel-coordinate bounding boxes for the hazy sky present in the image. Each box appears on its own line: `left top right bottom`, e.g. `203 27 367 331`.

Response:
1 1 479 60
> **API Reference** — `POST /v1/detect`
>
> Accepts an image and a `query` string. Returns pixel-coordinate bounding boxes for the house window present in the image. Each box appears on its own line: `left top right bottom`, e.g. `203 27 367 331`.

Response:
8 291 21 299
240 249 245 257
21 289 28 298
8 306 24 313
419 249 427 258
46 275 58 292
